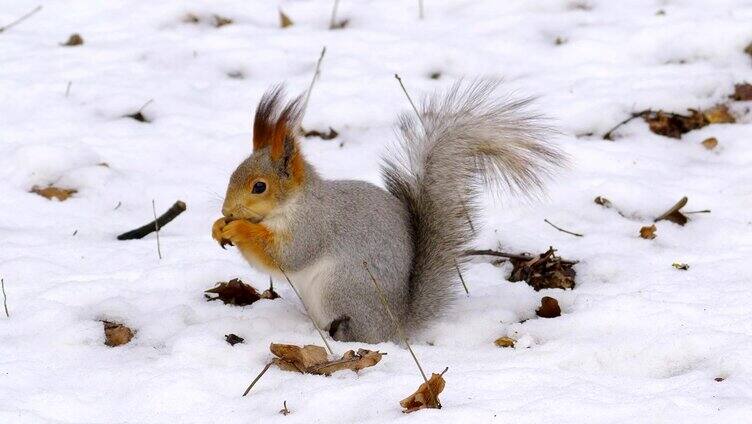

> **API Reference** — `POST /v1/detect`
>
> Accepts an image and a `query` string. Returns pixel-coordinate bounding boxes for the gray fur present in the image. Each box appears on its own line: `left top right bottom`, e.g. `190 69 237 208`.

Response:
229 81 564 343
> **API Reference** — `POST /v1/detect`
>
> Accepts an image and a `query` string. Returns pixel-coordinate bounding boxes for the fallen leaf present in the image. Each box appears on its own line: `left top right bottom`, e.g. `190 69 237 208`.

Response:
103 321 134 347
125 111 150 123
536 296 561 318
225 334 244 346
714 377 724 382
30 185 77 201
61 33 83 46
508 247 576 290
279 401 291 415
270 343 384 375
494 337 516 348
639 224 657 239
303 127 339 140
429 71 442 80
308 349 384 375
205 278 269 306
330 19 349 30
400 368 447 413
643 109 706 139
182 13 200 24
654 196 689 226
594 196 612 207
672 262 689 270
703 104 735 124
213 14 233 28
701 137 718 150
279 10 294 28
732 83 752 101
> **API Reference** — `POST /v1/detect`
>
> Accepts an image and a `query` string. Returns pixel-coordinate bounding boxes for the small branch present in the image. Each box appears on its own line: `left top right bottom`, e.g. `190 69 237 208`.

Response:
152 199 162 259
117 200 186 240
329 0 340 29
654 196 688 223
684 209 711 214
0 5 42 34
278 265 334 355
242 361 273 396
1 278 8 318
465 249 578 265
544 218 584 237
602 110 649 140
301 47 327 117
363 261 439 406
394 74 425 128
65 81 72 98
137 99 154 114
455 261 469 294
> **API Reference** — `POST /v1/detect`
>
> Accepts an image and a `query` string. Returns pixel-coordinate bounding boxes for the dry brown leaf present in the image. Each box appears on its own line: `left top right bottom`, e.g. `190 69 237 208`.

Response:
594 196 613 208
269 343 384 375
213 14 233 27
225 334 244 346
30 185 77 201
672 262 689 270
509 247 576 291
279 10 294 28
205 278 268 306
655 196 689 226
103 321 133 347
732 83 752 101
703 105 735 124
639 224 657 239
494 337 516 348
536 296 561 318
61 33 83 46
701 137 718 150
400 369 447 413
643 109 706 139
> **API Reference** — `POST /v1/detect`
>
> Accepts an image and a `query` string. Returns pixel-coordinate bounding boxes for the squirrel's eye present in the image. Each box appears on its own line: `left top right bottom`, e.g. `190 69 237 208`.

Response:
251 181 267 194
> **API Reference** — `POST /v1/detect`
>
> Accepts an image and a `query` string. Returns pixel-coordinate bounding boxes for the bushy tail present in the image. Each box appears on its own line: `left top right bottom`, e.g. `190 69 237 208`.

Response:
381 80 565 327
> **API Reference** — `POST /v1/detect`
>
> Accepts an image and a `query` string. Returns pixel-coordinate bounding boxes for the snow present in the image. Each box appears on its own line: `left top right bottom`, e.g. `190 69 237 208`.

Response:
1 0 752 422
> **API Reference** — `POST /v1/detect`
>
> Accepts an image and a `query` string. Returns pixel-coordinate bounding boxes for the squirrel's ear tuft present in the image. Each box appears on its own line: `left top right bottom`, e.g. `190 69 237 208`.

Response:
252 85 303 160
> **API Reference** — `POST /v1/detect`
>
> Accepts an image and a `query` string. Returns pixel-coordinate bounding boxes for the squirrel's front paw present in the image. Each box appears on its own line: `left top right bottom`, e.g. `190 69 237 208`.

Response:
212 217 232 249
219 219 258 248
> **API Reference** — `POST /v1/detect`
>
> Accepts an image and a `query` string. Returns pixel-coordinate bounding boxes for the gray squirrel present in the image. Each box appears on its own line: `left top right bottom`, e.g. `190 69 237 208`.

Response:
212 80 563 343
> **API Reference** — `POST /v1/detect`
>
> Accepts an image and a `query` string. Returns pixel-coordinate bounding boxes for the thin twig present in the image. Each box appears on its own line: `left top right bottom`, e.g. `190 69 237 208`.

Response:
684 209 711 214
242 361 273 396
301 47 327 117
363 261 439 406
1 278 8 318
329 0 340 29
418 0 424 19
394 74 425 128
269 275 274 291
0 5 42 34
602 110 649 140
137 99 154 114
455 261 469 294
654 196 688 223
464 249 579 265
277 265 334 355
117 200 186 240
543 218 584 237
152 199 162 259
65 81 71 98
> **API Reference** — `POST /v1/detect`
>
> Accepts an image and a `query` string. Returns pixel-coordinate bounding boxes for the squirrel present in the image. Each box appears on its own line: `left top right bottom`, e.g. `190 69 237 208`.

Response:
212 80 564 343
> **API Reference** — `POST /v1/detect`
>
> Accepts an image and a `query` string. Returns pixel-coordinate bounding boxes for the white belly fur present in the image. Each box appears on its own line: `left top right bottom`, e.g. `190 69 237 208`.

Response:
287 258 333 329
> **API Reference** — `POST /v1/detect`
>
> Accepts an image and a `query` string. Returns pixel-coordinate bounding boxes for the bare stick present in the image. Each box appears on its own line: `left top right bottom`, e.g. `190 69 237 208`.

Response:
394 74 425 128
242 361 273 396
0 5 42 34
654 196 688 223
544 218 584 237
137 99 154 114
65 81 72 98
455 261 469 294
301 47 327 117
363 261 439 405
685 209 711 214
329 0 340 29
152 199 162 259
117 200 186 240
277 265 334 355
1 278 8 318
269 275 274 291
602 110 649 140
465 248 578 265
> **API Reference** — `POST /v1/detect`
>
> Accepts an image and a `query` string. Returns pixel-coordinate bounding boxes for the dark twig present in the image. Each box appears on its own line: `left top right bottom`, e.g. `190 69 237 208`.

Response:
302 47 327 117
465 249 578 265
363 261 439 406
117 200 186 240
455 261 469 294
0 5 42 34
544 218 584 237
654 196 688 223
152 200 162 259
1 278 8 318
278 265 334 355
602 110 649 140
684 209 711 214
242 361 273 396
65 81 72 98
329 0 340 29
394 74 425 128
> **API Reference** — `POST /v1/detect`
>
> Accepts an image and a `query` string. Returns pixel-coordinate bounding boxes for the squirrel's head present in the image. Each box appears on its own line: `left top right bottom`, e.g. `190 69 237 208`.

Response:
222 86 307 223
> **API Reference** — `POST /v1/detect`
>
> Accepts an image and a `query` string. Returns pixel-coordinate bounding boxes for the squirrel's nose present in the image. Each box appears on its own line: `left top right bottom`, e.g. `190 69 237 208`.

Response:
222 207 233 218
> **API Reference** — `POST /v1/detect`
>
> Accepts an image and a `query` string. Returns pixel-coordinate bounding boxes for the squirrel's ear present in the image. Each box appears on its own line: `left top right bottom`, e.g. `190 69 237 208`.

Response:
252 85 303 158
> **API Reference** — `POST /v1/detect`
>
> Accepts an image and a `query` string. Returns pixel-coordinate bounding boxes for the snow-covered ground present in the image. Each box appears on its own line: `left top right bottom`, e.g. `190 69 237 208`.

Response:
1 0 752 422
